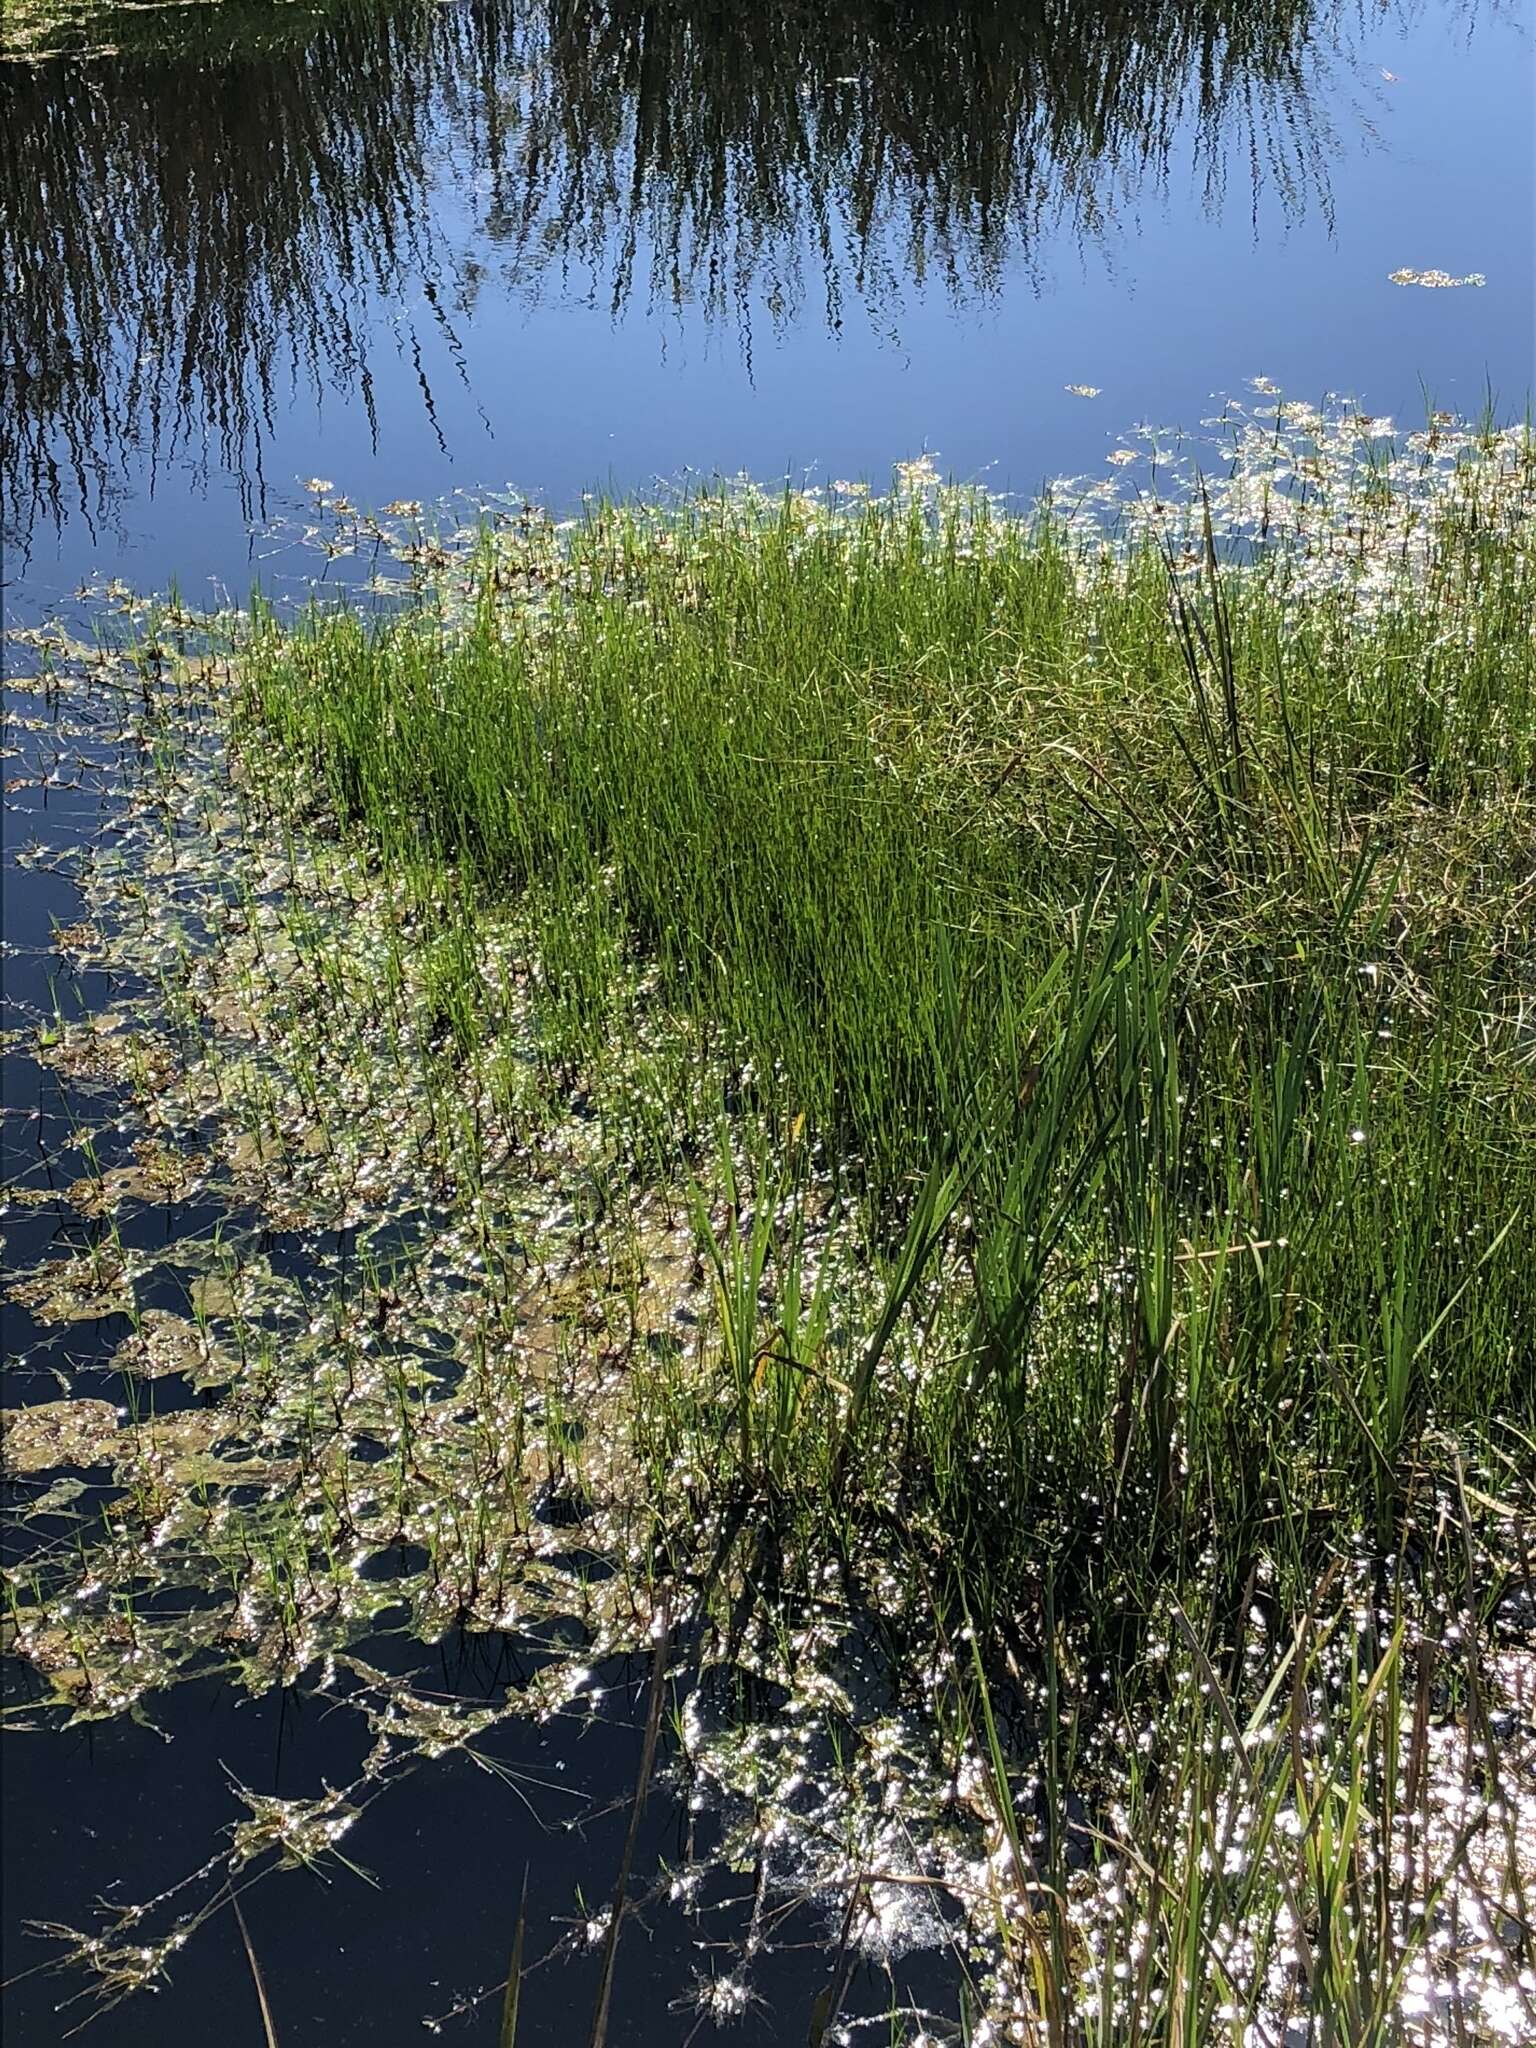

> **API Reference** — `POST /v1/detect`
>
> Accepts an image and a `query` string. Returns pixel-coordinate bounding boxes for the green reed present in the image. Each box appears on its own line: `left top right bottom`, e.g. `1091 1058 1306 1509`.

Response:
957 1540 1528 2047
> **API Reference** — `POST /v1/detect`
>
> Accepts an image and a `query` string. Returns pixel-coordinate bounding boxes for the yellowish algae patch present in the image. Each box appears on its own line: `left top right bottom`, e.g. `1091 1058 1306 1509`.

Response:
4 1399 123 1473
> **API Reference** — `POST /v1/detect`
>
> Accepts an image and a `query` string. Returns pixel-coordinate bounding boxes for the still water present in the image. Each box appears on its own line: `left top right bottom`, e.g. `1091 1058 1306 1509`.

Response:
2 2 1532 2041
3 0 1532 613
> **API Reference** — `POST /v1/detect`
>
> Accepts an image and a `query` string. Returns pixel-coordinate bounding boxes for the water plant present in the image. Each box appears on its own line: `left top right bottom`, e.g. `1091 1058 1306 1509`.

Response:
4 393 1533 2038
234 399 1535 1619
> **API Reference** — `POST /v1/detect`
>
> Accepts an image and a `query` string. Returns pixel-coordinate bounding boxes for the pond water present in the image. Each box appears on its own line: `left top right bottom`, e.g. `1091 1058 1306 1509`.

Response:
2 1 1533 2042
3 0 1532 613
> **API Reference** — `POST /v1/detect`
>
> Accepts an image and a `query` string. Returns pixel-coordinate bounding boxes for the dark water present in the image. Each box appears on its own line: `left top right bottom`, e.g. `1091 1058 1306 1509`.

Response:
2 0 1533 2039
5 1637 957 2045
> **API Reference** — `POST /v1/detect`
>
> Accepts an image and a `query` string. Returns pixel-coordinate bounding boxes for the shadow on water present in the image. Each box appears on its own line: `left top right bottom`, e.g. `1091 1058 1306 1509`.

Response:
1 0 1430 547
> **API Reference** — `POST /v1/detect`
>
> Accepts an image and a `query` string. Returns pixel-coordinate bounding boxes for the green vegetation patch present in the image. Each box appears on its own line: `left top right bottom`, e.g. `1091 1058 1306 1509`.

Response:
240 403 1536 1622
5 394 1533 2038
0 0 360 64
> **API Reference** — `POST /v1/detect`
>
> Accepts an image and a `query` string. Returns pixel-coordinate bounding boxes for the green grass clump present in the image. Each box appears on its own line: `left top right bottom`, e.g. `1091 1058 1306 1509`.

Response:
0 0 362 63
235 424 1535 1633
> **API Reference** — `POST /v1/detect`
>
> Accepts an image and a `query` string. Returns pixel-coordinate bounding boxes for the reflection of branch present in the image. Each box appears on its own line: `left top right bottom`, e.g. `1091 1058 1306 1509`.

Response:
499 0 1348 320
587 1615 672 2048
230 1886 282 2048
1 0 454 545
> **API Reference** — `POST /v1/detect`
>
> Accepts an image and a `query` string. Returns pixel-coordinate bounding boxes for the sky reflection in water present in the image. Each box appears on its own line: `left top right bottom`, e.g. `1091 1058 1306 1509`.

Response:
1 0 1530 612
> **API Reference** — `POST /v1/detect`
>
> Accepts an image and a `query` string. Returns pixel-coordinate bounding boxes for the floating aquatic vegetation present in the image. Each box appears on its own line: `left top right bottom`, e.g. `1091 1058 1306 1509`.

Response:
61 1141 209 1217
105 1310 236 1388
9 1249 135 1324
1389 267 1488 288
4 1398 122 1475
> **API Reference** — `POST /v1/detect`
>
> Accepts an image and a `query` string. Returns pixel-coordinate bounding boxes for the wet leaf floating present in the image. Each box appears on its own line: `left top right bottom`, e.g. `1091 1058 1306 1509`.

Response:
1389 267 1487 287
18 1475 89 1521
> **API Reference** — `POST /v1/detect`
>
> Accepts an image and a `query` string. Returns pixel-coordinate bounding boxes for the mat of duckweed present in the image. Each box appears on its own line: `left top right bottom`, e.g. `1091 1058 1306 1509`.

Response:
5 396 1536 2042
